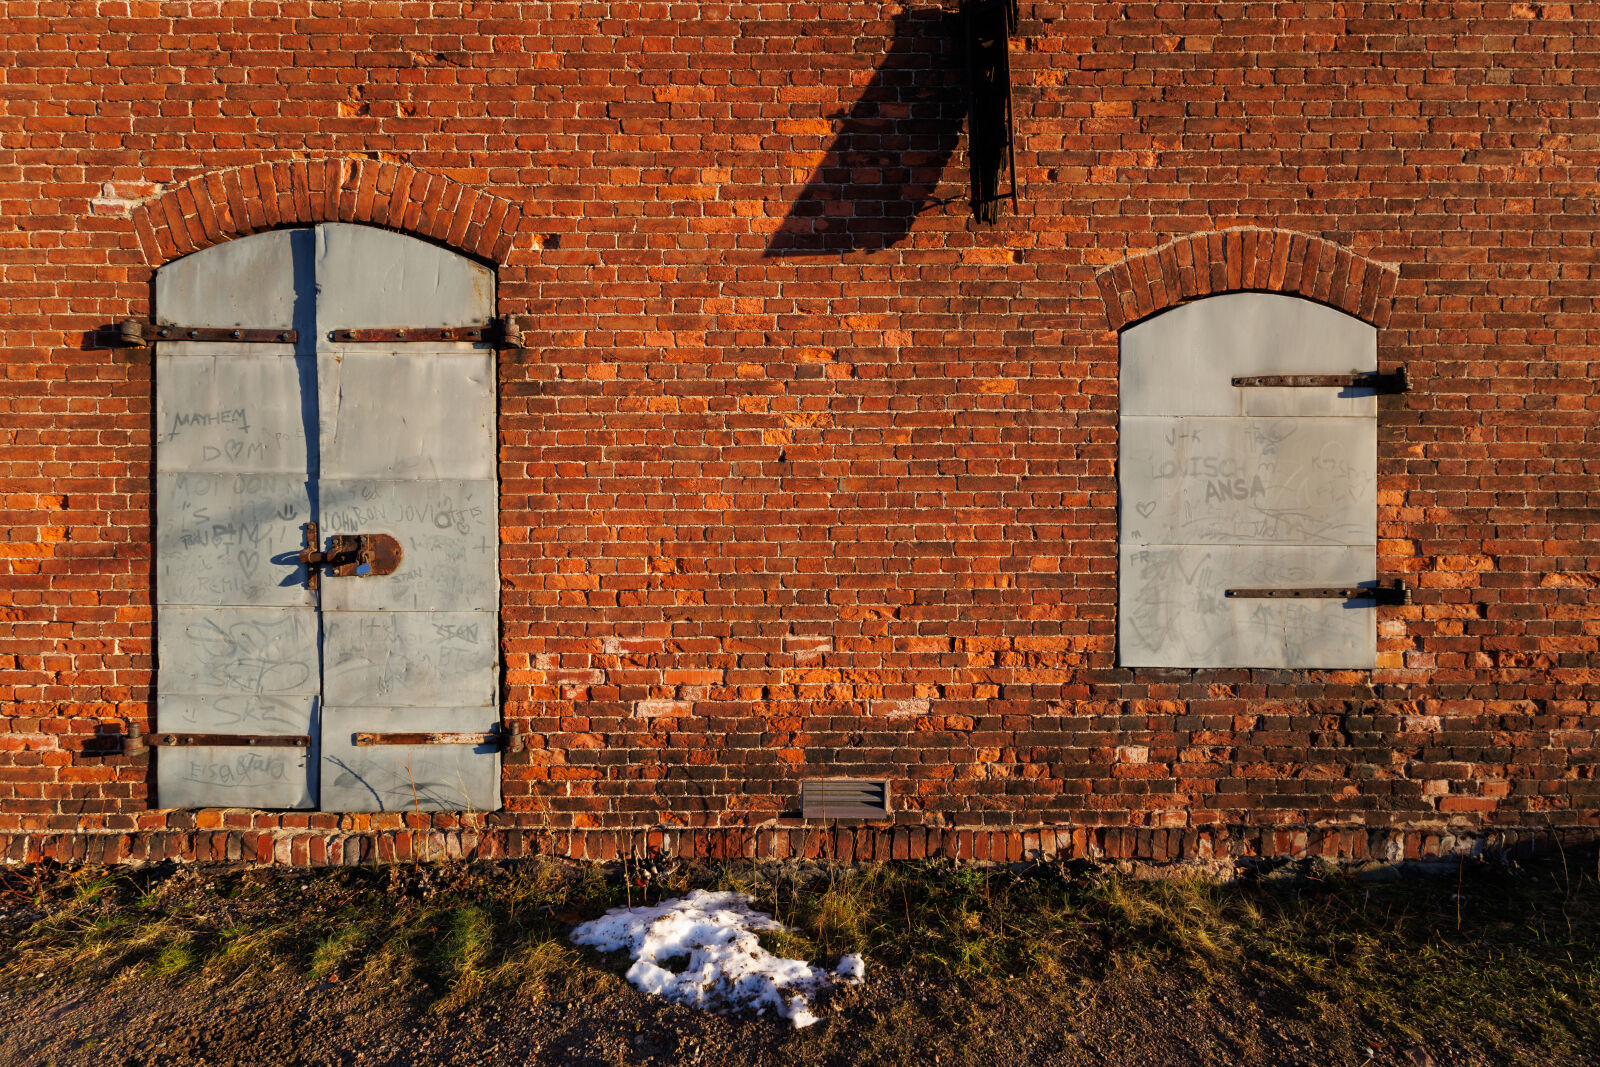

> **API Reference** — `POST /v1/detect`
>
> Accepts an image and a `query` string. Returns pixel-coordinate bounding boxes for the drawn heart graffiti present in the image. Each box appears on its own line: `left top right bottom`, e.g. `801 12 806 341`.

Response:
1135 501 1156 518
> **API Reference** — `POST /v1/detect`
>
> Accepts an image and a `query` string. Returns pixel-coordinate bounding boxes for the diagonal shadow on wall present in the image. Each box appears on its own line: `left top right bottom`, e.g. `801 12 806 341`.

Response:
764 9 963 258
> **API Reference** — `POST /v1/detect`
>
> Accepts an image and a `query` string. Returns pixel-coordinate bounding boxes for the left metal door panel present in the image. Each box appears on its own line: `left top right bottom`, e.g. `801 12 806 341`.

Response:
154 229 318 808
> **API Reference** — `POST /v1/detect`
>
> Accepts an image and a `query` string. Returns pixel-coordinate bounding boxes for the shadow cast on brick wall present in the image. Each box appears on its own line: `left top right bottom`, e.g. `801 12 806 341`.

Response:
764 9 963 257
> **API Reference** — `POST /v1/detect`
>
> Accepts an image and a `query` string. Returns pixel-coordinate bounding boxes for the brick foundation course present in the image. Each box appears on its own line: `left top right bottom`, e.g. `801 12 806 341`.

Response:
1 3 1597 865
6 822 1593 873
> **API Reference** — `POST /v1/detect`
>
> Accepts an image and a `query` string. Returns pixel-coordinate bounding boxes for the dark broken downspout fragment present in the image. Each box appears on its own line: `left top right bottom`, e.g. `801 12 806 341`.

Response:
962 0 1018 223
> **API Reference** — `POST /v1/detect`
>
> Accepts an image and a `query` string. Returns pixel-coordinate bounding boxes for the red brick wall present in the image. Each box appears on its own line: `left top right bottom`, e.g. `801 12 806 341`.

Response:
2 1 1597 866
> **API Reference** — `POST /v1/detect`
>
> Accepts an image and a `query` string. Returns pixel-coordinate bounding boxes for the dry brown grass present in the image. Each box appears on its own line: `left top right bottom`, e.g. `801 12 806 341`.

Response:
0 849 1595 1065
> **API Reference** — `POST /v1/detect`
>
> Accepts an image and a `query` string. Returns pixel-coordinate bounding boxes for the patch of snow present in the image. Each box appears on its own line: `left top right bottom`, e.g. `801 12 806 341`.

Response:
569 889 865 1028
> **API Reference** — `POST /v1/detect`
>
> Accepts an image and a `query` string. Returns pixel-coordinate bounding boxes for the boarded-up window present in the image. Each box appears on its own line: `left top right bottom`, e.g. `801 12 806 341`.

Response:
1118 292 1379 668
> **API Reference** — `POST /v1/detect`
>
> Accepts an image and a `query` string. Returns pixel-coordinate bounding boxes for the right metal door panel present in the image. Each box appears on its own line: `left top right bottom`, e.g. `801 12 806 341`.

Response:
313 224 500 813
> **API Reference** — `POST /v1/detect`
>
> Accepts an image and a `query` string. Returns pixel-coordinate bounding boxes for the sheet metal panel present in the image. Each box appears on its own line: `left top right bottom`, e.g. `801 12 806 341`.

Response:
322 610 496 708
157 605 320 697
156 354 311 474
156 229 306 329
1119 416 1375 548
1119 545 1376 669
156 473 312 607
317 351 495 481
313 223 493 330
316 479 497 613
154 695 316 810
1121 292 1378 418
155 744 314 810
319 705 500 813
158 694 315 736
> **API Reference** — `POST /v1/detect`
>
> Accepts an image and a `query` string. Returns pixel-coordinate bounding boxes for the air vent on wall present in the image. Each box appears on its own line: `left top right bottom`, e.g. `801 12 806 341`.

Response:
800 778 891 821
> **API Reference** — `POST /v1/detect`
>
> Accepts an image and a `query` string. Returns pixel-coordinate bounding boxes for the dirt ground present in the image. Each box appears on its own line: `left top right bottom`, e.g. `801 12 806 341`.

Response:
0 959 1522 1066
0 856 1594 1067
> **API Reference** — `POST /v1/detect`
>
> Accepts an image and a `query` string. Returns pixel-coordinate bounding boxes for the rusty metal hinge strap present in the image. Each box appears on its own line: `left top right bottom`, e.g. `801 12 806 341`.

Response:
353 731 504 747
1231 370 1408 392
325 317 522 347
1224 580 1410 605
148 733 312 747
117 320 297 346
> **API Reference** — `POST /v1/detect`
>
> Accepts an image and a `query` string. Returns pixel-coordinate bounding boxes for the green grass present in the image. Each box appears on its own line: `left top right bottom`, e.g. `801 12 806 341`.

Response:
0 849 1595 1063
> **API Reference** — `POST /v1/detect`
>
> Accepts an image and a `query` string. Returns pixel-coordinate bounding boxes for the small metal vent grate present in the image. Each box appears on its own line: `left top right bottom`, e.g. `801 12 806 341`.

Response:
800 778 891 821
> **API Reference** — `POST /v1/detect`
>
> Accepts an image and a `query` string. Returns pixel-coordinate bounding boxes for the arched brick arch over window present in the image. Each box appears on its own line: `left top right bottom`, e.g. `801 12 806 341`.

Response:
1095 227 1400 331
130 160 525 266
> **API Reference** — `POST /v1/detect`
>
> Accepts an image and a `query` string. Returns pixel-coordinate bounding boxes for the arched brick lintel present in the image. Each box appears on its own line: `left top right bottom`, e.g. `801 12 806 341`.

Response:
130 159 524 267
1095 227 1400 332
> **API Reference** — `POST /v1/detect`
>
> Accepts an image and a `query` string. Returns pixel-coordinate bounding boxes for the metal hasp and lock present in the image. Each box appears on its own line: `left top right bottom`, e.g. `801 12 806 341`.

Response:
1119 292 1381 668
153 223 501 813
297 522 402 591
961 0 1019 223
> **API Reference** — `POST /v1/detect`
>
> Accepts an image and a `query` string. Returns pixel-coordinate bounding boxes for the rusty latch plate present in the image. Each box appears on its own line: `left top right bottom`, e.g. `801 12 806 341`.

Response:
147 733 312 747
298 523 402 589
1225 580 1409 605
1231 370 1407 392
118 320 297 346
323 533 403 578
353 731 504 747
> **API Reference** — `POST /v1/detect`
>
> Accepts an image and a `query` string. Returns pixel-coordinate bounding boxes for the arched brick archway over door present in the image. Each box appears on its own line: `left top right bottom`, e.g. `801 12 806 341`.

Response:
130 160 525 267
1095 227 1400 331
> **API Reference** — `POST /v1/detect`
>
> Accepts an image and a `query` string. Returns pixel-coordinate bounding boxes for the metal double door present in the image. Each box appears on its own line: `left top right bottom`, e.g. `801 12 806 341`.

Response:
154 224 500 811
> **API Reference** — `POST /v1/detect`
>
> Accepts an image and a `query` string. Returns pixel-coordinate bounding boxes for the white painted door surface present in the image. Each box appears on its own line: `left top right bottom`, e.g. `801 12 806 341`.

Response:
154 224 500 811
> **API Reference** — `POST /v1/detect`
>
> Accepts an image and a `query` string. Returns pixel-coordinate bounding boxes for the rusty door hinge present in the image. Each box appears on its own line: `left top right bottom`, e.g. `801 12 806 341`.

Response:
1231 369 1408 393
1224 580 1410 605
147 733 312 747
353 730 507 749
115 320 298 346
298 522 403 590
324 316 523 348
